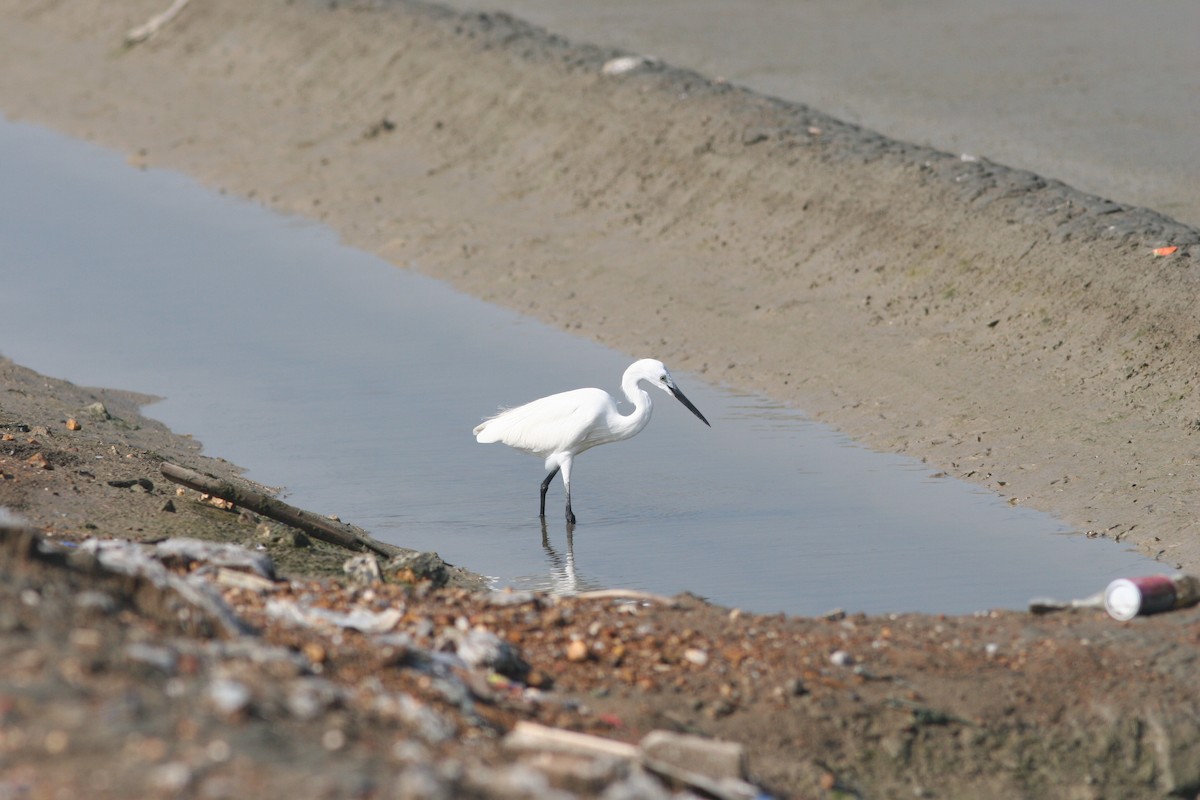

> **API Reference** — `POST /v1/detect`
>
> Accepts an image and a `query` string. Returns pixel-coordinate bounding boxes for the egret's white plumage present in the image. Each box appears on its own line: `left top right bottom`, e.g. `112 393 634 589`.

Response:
473 358 710 524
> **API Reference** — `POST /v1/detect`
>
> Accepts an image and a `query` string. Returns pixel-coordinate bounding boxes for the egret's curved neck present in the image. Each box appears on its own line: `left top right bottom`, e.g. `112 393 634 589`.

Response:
613 376 653 440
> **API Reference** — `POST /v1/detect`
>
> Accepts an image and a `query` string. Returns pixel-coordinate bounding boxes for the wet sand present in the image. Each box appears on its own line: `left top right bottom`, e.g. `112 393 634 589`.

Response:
2 2 1198 575
437 0 1200 229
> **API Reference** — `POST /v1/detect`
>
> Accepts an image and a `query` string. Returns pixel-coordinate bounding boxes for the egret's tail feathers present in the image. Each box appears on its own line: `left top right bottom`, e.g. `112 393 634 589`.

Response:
473 410 509 442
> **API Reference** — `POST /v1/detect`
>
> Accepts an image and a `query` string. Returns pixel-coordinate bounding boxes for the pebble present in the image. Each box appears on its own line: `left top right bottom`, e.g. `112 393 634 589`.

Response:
343 553 382 585
84 402 110 420
287 678 345 720
322 729 347 751
487 589 539 607
205 739 232 763
829 650 855 667
208 678 252 716
566 639 590 663
447 627 530 678
149 762 192 793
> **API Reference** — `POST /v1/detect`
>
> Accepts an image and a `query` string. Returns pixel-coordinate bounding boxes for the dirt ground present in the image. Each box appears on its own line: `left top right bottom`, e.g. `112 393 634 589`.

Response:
3 0 1200 797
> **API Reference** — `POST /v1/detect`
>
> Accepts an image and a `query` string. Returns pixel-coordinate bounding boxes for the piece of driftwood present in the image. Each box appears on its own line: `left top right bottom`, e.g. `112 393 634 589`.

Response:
504 721 639 760
160 462 404 559
125 0 192 45
574 588 678 605
503 722 759 800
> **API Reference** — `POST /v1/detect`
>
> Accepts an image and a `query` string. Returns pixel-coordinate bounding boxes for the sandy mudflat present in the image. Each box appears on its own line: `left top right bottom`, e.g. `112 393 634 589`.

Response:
4 0 1194 568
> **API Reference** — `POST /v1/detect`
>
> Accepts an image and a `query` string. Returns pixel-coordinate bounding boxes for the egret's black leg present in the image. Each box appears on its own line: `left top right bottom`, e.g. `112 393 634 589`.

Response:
561 458 577 525
539 468 560 518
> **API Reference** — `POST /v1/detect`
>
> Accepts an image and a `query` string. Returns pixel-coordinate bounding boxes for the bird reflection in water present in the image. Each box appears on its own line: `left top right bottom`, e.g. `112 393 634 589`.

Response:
539 519 602 596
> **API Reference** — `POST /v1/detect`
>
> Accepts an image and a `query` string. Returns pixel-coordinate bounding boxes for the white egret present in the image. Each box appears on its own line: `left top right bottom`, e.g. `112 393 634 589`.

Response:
473 358 711 524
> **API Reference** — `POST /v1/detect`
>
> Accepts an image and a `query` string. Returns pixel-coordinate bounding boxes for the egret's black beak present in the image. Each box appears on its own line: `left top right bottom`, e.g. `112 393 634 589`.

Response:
670 385 711 427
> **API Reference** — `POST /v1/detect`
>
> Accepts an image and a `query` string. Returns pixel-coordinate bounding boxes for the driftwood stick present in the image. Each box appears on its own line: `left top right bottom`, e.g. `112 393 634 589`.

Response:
160 462 404 559
504 721 639 760
574 588 678 605
125 0 193 45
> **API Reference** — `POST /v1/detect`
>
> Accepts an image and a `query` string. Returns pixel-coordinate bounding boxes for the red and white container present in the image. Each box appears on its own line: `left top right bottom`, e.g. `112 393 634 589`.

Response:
1104 574 1200 621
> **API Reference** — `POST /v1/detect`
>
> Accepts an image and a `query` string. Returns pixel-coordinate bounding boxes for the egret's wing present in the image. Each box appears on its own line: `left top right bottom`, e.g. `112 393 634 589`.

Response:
474 388 609 455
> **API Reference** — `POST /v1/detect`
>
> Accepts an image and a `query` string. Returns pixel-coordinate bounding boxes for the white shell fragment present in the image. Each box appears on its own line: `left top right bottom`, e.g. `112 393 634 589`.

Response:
601 55 653 76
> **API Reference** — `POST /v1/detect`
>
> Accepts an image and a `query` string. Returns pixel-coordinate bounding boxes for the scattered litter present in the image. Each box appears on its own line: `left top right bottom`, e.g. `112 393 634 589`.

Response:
1028 591 1104 615
124 642 179 673
1104 574 1200 621
208 677 252 716
126 0 192 45
640 729 747 783
154 537 276 580
77 538 253 637
343 552 382 585
214 567 278 593
265 598 403 635
600 55 655 76
503 722 764 800
1153 245 1178 257
504 720 638 760
829 650 854 667
1030 574 1200 620
439 626 530 679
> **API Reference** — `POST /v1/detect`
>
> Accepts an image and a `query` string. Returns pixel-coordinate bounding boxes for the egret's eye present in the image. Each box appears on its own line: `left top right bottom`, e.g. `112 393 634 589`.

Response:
660 374 668 382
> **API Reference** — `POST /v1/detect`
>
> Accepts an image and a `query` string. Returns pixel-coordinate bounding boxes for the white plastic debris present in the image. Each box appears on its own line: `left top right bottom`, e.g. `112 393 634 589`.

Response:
601 55 653 76
264 599 403 635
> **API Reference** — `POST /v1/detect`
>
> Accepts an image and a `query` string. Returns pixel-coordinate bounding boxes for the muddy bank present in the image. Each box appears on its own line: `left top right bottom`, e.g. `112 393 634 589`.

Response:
4 487 1200 799
3 0 1198 572
0 357 484 585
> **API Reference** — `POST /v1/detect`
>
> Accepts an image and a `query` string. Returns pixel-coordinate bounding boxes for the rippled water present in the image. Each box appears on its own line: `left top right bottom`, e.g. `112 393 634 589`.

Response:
0 117 1164 614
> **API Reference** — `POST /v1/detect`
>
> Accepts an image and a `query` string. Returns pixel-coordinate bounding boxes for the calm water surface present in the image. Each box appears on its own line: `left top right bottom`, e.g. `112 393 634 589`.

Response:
0 118 1163 614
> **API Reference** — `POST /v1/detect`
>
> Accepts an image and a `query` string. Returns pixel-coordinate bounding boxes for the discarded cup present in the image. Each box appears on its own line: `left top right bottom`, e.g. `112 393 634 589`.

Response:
1104 574 1200 621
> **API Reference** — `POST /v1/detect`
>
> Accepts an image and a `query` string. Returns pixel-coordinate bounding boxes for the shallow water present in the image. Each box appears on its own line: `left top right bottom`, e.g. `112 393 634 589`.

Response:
0 118 1163 614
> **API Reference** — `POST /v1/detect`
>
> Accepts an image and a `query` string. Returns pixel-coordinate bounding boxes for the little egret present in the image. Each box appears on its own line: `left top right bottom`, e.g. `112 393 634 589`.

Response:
473 358 711 524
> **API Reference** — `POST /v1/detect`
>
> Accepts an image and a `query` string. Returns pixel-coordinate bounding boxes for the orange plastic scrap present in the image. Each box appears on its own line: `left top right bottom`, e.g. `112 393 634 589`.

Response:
1153 245 1179 256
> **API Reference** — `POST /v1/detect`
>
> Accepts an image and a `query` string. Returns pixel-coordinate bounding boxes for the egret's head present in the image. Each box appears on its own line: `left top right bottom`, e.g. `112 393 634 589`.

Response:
628 358 710 427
